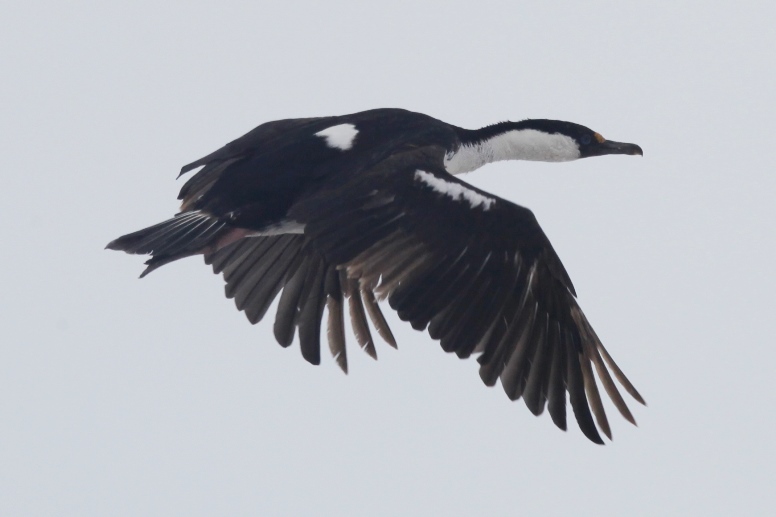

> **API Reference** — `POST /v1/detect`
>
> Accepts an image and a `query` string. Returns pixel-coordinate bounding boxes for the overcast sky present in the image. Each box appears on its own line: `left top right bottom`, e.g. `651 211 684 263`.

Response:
2 1 775 515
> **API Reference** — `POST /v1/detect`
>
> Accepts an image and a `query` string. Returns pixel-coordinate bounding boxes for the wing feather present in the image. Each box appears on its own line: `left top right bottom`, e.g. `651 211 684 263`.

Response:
274 254 310 347
325 267 348 373
361 289 397 349
546 325 568 430
297 259 326 365
345 277 378 359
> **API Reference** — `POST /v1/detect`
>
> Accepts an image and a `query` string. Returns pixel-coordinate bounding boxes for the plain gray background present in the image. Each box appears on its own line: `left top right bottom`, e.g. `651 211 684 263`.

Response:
2 1 775 515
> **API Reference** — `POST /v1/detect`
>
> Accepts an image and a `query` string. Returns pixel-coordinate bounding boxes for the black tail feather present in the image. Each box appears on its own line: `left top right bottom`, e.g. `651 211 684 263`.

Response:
107 211 229 276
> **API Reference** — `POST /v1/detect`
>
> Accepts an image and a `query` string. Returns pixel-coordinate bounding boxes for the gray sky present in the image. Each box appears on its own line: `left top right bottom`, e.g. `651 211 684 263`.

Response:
2 1 775 515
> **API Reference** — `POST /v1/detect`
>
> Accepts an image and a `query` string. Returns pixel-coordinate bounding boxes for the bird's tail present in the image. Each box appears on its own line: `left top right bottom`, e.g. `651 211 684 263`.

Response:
106 210 230 277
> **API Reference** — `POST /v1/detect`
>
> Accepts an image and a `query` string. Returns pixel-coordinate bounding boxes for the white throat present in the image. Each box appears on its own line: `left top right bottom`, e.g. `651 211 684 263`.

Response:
444 129 581 175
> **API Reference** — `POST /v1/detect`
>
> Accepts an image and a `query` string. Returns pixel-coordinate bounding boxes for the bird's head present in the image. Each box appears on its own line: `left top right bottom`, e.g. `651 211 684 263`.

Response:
518 119 643 160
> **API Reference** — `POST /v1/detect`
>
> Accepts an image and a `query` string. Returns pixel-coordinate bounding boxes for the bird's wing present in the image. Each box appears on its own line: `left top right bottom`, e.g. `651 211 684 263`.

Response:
203 234 397 374
287 146 644 443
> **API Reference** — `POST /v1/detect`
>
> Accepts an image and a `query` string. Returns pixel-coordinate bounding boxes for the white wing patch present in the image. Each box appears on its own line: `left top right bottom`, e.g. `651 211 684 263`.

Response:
315 123 359 150
414 170 496 210
247 219 306 236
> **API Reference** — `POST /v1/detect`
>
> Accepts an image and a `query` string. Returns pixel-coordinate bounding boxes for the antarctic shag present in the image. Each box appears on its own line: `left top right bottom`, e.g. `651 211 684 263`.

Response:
107 108 645 443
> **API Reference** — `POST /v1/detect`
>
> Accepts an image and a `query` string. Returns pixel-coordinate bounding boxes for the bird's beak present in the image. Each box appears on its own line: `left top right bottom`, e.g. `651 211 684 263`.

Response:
591 140 644 157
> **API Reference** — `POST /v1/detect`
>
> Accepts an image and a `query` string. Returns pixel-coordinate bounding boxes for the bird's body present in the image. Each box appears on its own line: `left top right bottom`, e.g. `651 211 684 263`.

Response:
108 108 645 444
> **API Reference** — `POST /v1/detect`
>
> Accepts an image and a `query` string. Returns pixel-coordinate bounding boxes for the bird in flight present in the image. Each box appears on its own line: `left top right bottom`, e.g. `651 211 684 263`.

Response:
108 108 645 443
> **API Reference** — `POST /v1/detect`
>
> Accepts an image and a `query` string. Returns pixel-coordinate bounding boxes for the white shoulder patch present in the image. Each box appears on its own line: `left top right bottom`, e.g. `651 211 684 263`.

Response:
315 123 359 150
414 170 496 210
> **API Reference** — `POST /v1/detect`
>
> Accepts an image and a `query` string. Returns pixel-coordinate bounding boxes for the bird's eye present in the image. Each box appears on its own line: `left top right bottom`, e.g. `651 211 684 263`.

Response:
580 135 592 145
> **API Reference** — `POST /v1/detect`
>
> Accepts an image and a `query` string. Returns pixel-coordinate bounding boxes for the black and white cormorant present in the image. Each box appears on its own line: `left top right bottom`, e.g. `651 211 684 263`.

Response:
108 108 645 444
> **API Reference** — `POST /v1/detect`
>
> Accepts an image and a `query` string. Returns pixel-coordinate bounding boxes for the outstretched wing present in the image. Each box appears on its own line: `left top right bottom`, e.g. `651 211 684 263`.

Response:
288 146 644 443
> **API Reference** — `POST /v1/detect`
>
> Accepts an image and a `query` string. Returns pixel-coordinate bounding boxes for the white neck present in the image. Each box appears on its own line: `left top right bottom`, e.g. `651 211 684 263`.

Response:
444 129 580 175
